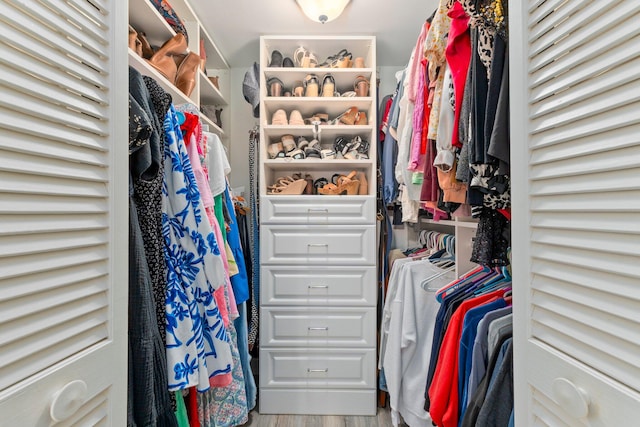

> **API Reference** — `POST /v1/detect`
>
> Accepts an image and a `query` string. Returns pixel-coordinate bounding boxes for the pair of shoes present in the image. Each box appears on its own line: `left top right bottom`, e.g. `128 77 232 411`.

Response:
296 136 322 158
354 75 370 97
294 46 319 68
271 109 304 125
282 134 305 159
330 107 368 125
317 171 360 195
333 136 369 159
145 33 200 97
318 49 352 68
292 173 315 195
267 176 308 195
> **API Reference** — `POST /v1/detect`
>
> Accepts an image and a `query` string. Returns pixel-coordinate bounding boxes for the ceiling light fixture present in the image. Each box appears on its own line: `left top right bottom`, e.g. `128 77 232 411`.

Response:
295 0 351 24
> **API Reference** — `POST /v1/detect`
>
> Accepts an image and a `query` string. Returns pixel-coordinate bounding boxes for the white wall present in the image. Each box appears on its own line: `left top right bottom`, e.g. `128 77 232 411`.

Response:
228 66 259 198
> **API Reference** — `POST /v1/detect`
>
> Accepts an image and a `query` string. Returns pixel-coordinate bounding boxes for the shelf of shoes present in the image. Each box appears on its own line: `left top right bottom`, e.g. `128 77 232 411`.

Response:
128 0 229 138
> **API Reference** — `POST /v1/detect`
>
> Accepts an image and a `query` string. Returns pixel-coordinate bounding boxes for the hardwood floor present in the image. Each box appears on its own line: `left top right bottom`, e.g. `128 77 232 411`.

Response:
242 407 400 427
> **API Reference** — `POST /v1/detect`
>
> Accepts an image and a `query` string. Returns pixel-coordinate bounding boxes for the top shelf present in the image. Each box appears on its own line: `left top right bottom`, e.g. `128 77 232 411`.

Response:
261 35 376 69
129 0 175 47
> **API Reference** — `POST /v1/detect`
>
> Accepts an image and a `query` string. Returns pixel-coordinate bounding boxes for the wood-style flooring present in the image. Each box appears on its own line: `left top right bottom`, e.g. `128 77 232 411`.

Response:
242 408 403 427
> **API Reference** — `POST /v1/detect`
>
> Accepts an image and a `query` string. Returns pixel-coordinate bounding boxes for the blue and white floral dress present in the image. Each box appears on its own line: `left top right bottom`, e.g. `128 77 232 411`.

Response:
161 105 233 392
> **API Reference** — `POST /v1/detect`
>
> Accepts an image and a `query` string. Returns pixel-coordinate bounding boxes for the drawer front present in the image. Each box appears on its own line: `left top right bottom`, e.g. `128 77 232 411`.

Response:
259 388 376 416
261 307 376 347
260 225 376 265
261 266 376 306
261 196 376 225
260 348 376 389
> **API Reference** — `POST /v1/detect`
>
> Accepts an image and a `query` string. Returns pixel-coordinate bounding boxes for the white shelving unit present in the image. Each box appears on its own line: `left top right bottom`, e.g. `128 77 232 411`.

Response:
128 0 229 141
258 35 378 416
419 216 479 277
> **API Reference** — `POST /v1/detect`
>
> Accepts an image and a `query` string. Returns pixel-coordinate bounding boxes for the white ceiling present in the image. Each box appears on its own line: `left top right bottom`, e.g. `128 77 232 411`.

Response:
190 0 439 68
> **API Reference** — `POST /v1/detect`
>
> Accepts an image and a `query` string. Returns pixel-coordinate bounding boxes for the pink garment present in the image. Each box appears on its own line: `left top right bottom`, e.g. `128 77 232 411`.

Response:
445 1 472 148
406 21 430 103
409 59 428 172
185 128 235 387
185 133 215 209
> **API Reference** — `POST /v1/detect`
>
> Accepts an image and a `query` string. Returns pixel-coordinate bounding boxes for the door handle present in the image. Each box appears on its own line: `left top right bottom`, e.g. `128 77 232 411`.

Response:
308 326 329 331
307 368 328 373
308 284 328 289
50 380 88 422
552 378 590 418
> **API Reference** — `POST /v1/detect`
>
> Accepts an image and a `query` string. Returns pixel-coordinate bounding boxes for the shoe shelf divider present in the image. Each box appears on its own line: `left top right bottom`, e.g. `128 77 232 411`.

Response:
128 0 229 140
258 35 378 416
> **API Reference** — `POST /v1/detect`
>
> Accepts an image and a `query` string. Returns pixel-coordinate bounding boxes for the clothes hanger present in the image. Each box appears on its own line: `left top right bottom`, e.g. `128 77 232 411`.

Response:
435 265 495 303
421 264 457 291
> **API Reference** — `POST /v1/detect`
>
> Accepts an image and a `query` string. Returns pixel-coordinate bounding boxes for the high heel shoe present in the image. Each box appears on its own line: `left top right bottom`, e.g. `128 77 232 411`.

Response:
147 33 188 83
304 74 319 97
267 77 284 96
354 75 370 97
175 52 201 97
267 176 308 195
321 74 336 97
356 171 368 195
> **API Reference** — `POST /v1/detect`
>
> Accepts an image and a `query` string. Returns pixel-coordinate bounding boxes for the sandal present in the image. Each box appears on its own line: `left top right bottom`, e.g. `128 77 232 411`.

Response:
321 74 336 97
267 141 286 159
267 77 284 97
304 74 320 97
267 176 308 195
354 75 370 97
281 134 296 153
318 49 352 68
294 46 318 68
334 171 360 195
293 173 315 195
330 107 359 125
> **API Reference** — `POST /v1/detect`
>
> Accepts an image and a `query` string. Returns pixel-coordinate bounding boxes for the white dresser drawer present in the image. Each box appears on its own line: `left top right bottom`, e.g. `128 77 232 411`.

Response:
260 225 376 265
259 348 376 389
259 389 376 416
261 266 376 306
261 307 376 347
261 196 376 224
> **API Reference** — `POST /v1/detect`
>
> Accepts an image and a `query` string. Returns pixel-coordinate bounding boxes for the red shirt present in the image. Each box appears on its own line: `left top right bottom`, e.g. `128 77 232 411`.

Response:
428 289 505 427
445 1 472 149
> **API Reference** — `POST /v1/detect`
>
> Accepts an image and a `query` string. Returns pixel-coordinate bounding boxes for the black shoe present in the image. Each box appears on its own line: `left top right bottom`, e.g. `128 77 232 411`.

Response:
283 57 294 67
269 50 283 67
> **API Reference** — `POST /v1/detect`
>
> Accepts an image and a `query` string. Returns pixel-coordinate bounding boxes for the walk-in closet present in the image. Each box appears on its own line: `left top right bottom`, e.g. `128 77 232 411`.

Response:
0 0 639 426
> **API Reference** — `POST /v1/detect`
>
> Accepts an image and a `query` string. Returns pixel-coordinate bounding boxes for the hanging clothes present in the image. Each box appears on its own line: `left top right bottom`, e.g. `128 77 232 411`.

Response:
128 67 178 427
162 104 232 392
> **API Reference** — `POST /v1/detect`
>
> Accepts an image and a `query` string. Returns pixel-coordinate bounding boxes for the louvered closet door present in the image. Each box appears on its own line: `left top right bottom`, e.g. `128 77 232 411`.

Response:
510 0 640 424
0 0 128 425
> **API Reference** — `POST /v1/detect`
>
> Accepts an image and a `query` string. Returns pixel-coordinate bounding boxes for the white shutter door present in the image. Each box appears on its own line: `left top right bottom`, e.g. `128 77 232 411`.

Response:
0 0 128 425
511 0 640 424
